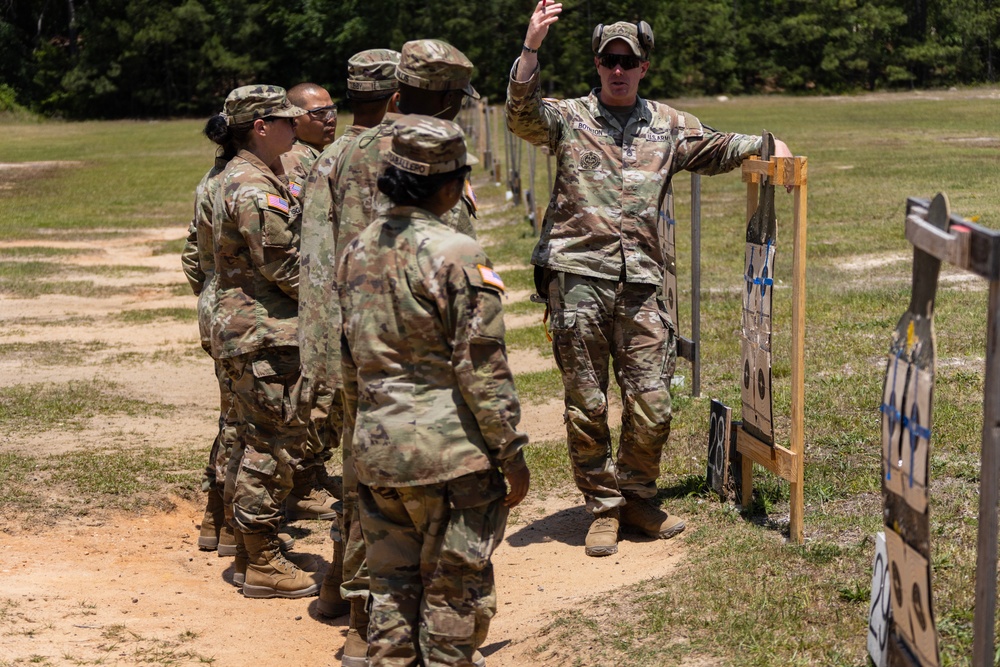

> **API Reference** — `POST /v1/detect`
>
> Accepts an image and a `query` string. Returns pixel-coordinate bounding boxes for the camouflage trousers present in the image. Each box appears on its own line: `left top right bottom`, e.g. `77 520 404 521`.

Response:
295 379 343 474
340 417 370 605
359 470 508 667
545 271 676 514
203 358 240 493
220 346 308 534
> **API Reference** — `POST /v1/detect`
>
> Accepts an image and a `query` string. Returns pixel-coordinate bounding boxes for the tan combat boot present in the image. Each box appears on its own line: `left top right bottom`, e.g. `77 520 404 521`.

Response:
287 467 339 520
224 523 294 556
217 524 238 556
316 465 344 499
242 532 320 599
472 649 486 667
232 529 248 588
317 538 350 618
584 508 619 557
342 598 369 667
197 487 226 550
620 497 686 539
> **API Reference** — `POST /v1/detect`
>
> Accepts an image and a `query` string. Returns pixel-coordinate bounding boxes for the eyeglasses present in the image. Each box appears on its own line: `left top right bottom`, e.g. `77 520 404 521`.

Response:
305 104 337 121
599 54 642 71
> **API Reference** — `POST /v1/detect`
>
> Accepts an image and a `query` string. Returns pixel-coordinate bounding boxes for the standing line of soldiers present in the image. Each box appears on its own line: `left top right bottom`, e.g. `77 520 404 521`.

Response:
180 6 796 665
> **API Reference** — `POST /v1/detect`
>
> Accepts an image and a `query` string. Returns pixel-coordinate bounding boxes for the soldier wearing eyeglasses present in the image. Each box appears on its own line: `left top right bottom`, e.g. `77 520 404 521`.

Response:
507 3 792 558
283 83 338 196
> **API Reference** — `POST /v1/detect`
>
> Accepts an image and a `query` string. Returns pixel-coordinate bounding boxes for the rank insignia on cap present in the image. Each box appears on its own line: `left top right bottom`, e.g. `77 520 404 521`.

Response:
477 264 505 291
266 194 290 213
288 181 302 198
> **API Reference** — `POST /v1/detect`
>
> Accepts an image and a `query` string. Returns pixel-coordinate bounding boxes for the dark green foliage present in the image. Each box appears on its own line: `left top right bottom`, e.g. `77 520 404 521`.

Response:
1 0 999 118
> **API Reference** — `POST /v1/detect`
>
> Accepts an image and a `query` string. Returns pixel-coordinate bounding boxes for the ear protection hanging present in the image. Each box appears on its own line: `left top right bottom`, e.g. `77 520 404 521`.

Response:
591 21 654 57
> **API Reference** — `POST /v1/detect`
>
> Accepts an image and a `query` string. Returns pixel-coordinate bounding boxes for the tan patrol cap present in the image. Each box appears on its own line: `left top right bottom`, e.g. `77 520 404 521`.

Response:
593 21 654 59
347 49 401 100
223 85 306 126
396 39 480 100
386 115 478 176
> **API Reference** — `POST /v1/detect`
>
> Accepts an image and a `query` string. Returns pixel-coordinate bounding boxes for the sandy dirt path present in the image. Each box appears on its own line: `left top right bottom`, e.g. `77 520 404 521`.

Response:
0 226 684 666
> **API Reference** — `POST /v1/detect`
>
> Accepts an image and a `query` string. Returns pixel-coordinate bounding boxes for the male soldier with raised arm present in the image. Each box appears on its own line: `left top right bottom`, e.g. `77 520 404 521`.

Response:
507 4 792 557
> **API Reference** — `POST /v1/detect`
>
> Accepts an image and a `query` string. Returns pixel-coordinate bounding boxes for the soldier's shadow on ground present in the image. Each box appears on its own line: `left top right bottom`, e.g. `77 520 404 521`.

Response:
505 504 659 549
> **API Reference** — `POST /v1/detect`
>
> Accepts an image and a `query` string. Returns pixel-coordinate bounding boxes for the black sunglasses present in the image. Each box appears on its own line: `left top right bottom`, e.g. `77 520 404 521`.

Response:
599 54 643 71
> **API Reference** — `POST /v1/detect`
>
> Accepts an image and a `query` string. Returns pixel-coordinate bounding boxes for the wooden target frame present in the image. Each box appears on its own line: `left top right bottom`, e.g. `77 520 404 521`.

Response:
735 149 809 545
874 195 1000 666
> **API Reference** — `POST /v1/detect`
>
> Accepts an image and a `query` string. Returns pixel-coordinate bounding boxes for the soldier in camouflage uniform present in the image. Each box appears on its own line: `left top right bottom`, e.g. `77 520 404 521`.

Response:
272 82 343 525
180 131 239 556
507 5 792 557
339 115 529 667
210 84 319 599
283 83 337 193
299 49 400 622
299 40 481 666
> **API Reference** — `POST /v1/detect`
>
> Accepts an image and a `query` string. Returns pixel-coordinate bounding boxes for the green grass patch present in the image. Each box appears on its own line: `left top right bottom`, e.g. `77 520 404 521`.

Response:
0 120 213 239
150 237 188 256
0 381 173 432
115 308 198 324
0 261 131 298
504 323 551 358
0 246 99 258
0 341 108 366
514 368 563 405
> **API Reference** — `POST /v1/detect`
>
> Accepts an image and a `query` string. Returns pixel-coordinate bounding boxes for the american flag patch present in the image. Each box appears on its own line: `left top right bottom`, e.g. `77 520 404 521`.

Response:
266 194 290 213
288 181 302 198
477 264 505 291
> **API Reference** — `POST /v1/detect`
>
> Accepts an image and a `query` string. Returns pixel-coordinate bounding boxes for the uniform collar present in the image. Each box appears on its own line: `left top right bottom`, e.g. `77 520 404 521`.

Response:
588 89 651 126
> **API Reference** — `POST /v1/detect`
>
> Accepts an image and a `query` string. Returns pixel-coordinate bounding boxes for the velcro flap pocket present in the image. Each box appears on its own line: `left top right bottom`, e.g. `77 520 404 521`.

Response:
549 307 577 332
241 444 278 476
424 605 475 640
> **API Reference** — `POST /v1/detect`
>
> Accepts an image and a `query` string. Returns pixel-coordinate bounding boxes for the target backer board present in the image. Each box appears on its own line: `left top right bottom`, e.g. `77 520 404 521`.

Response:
878 195 951 667
733 140 808 544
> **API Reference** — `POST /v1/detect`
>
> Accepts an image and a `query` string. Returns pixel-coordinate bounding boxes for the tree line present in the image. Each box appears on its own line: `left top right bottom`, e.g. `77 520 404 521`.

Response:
1 0 997 119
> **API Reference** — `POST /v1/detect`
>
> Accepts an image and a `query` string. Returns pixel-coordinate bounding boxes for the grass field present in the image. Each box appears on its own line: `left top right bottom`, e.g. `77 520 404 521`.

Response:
2 88 1000 666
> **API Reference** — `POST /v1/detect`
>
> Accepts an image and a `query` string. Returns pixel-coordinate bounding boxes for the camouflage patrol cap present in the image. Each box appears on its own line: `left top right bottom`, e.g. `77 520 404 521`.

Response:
347 49 401 99
386 115 478 176
594 21 654 59
223 85 307 126
396 39 480 100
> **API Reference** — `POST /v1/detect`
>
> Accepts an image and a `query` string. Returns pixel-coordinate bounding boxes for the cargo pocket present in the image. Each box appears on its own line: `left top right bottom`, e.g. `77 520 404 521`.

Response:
234 444 278 516
657 308 677 382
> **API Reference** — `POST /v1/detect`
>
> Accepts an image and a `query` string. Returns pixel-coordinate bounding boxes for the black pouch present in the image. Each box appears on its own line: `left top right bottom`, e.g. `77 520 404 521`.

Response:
531 265 550 304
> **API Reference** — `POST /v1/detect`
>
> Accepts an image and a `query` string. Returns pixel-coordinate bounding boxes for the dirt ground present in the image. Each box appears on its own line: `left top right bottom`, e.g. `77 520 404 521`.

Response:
0 225 687 666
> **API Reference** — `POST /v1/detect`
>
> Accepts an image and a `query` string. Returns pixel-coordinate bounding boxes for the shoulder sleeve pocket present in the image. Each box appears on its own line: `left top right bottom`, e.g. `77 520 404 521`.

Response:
462 265 506 343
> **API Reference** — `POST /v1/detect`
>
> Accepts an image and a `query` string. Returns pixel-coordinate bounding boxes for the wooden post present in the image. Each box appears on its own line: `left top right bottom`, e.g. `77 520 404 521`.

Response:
691 173 702 398
789 160 808 545
973 277 1000 665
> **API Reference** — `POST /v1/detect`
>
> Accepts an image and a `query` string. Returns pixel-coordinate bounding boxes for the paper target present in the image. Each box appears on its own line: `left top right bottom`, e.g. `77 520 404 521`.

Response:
740 337 759 432
881 353 910 499
901 367 932 513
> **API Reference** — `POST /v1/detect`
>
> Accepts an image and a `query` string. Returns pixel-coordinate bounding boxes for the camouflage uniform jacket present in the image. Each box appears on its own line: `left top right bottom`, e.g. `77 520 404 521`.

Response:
182 157 229 351
338 206 528 487
210 149 301 359
299 118 477 392
281 140 320 203
180 157 227 296
298 125 366 391
506 59 762 286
